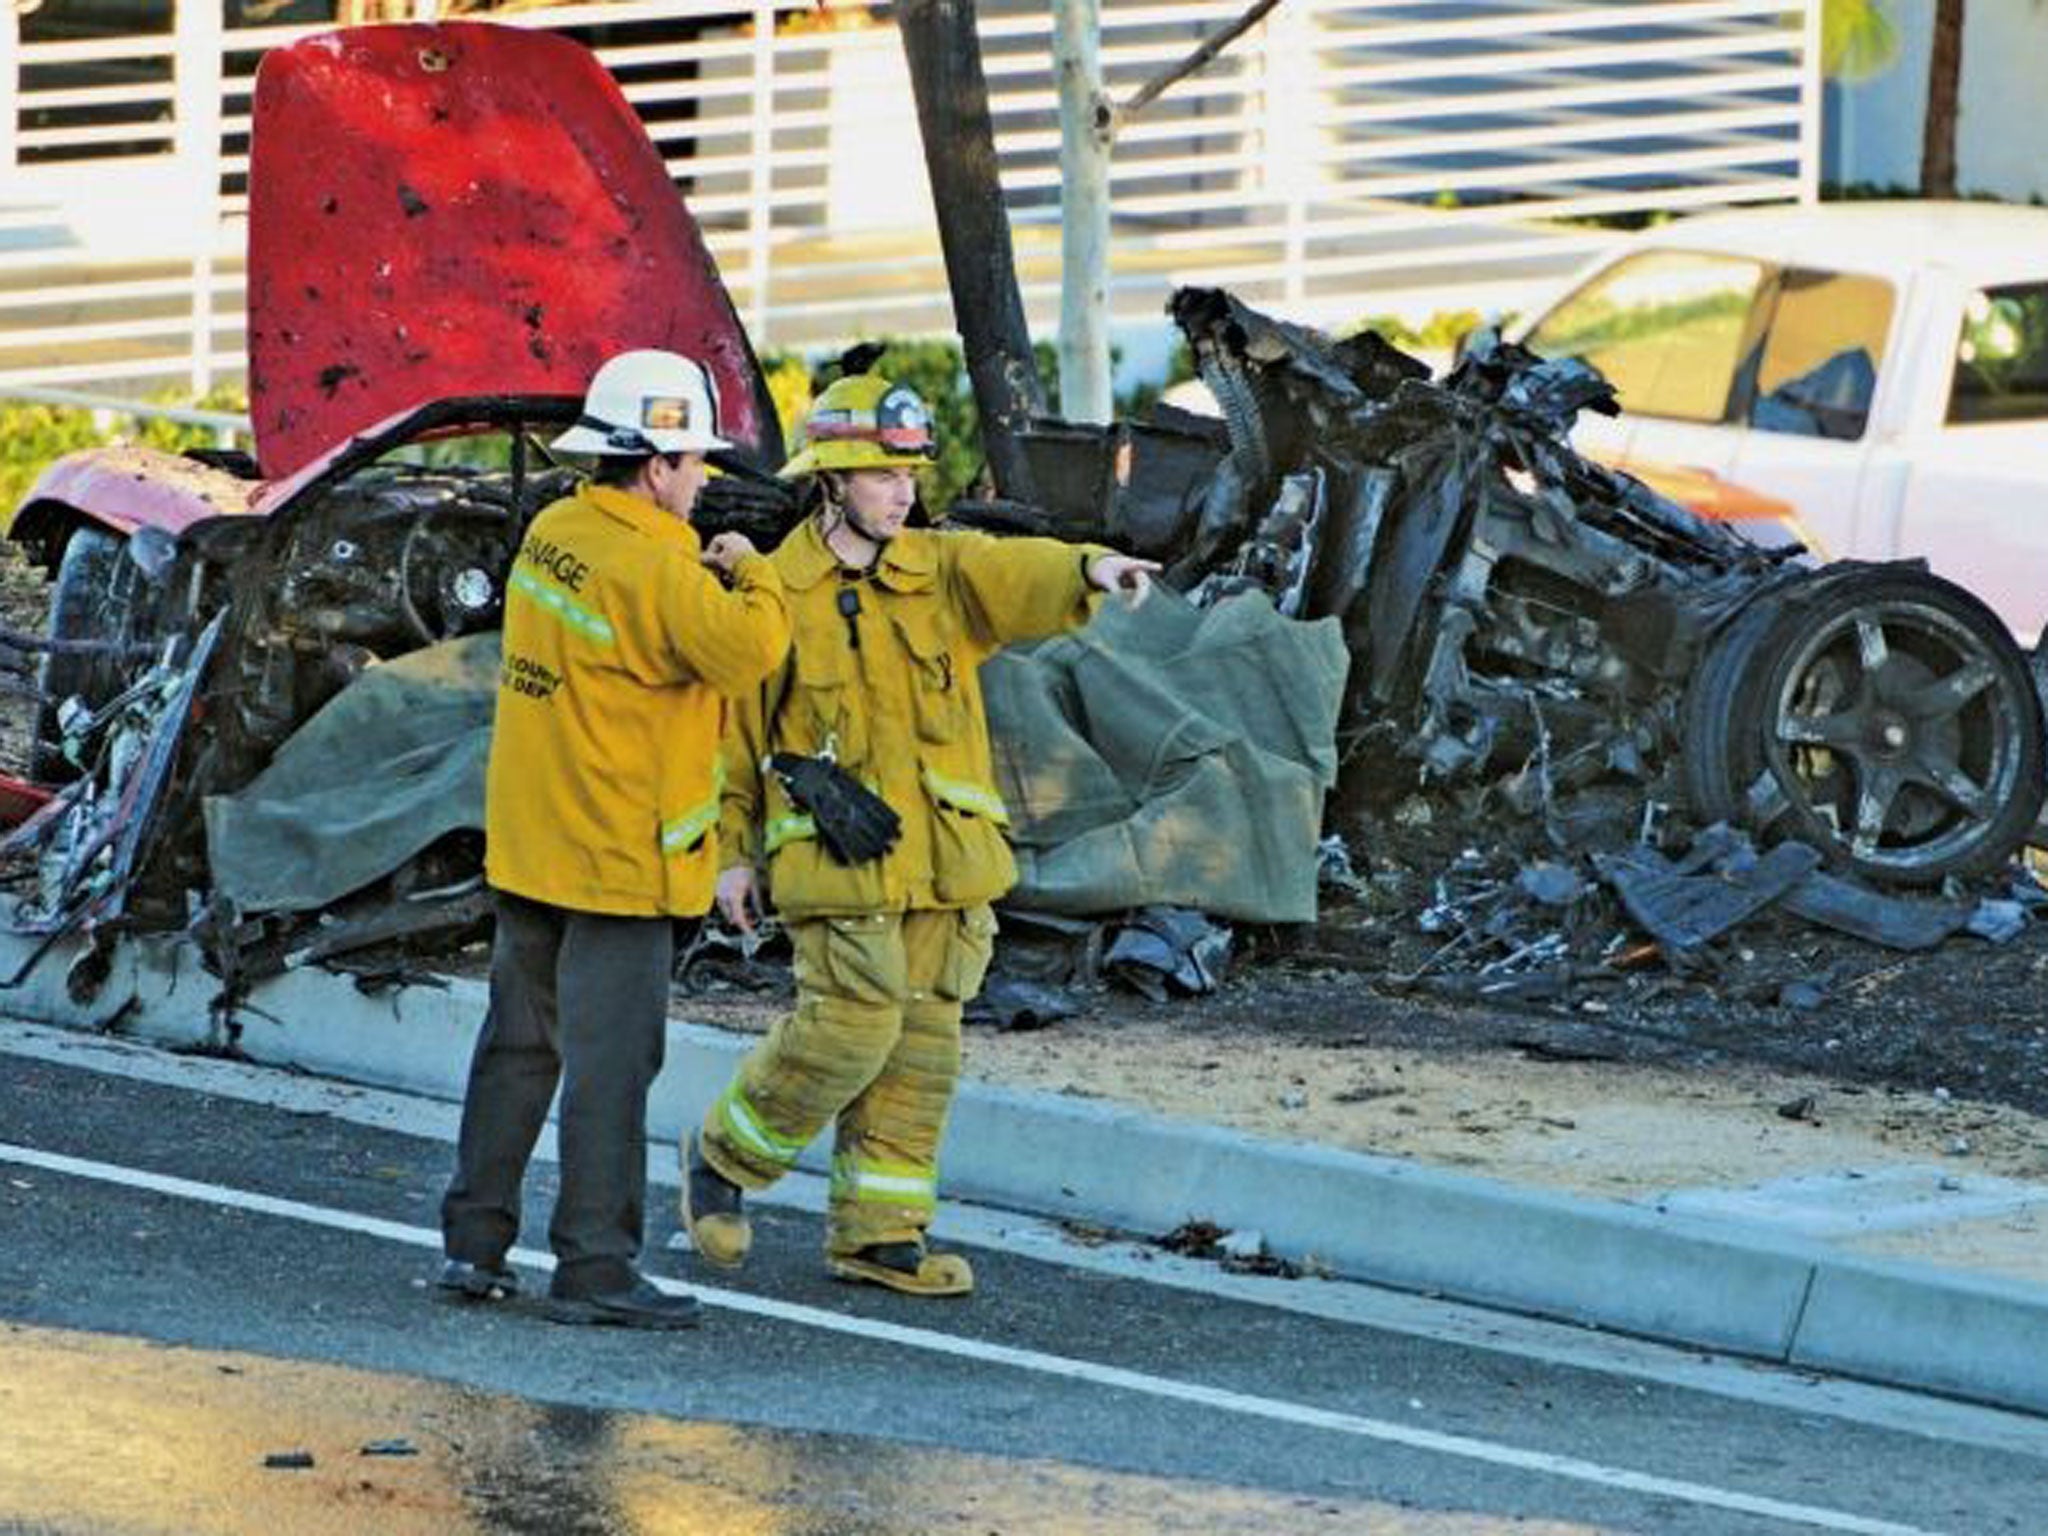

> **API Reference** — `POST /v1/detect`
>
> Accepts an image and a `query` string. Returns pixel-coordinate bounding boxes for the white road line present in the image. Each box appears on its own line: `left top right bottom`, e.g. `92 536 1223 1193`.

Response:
7 1019 2046 1462
0 1138 1945 1536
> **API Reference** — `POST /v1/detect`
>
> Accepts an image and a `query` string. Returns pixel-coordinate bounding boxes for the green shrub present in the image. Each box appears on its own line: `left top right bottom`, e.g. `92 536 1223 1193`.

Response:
1344 309 1491 355
0 405 105 518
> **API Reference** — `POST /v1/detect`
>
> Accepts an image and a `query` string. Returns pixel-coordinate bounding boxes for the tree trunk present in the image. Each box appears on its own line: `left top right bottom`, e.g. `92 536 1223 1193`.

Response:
1920 0 1964 197
897 0 1044 500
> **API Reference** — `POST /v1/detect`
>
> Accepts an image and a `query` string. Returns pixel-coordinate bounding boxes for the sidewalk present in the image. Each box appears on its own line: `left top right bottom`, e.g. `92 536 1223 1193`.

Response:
3 926 2044 1418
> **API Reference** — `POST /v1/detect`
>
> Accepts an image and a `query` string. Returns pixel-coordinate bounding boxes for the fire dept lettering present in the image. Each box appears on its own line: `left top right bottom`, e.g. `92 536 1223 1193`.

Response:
518 533 591 592
501 652 562 700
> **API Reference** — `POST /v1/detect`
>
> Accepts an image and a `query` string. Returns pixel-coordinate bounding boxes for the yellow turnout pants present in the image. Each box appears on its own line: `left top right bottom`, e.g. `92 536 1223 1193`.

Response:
700 906 996 1255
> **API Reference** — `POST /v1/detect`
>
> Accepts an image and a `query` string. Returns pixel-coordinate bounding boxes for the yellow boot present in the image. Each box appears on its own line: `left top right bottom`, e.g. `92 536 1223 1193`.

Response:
828 1241 974 1297
680 1133 752 1269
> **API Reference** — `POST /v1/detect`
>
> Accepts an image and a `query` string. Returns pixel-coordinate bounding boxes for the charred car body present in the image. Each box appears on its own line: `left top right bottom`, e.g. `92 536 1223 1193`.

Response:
4 21 2043 989
996 288 2045 888
1 24 794 968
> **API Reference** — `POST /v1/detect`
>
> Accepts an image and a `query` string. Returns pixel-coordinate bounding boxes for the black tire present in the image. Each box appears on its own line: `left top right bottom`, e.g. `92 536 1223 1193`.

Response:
1677 594 1786 828
1732 568 2044 884
31 525 145 783
2019 635 2048 850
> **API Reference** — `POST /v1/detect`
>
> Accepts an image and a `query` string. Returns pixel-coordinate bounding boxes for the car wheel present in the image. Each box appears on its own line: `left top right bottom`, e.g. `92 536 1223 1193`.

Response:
32 525 148 783
1739 569 2044 884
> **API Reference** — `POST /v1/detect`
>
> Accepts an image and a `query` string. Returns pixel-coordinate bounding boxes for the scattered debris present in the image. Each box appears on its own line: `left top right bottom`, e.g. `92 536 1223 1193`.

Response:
1967 899 2029 944
982 284 2047 1009
1157 1218 1302 1278
1778 979 1829 1011
1058 1220 1116 1248
1218 1227 1267 1262
1316 834 1367 897
963 976 1079 1032
262 1450 315 1470
1331 1084 1404 1104
1103 907 1233 1001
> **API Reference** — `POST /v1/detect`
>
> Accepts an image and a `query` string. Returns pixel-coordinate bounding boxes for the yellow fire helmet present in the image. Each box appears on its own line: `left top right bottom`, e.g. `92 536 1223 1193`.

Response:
780 372 938 478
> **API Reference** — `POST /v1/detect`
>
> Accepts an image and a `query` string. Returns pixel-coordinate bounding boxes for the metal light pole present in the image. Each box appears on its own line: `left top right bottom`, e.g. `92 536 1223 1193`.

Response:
1053 0 1113 423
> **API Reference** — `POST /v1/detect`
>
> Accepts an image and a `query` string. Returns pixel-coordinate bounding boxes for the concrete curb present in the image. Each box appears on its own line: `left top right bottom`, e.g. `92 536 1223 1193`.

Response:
5 928 2044 1415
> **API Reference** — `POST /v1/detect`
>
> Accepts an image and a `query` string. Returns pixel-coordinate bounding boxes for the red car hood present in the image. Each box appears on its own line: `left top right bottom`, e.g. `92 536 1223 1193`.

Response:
247 22 780 481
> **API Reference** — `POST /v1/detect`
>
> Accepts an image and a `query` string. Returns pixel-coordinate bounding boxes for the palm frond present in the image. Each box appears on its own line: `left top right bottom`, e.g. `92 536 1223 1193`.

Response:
1821 0 1901 82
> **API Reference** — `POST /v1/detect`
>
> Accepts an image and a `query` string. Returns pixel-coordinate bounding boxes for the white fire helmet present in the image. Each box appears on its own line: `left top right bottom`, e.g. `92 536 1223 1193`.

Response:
550 349 732 456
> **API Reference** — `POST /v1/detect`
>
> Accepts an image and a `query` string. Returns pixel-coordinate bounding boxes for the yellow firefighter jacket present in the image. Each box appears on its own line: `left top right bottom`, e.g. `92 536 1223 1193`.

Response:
486 482 790 916
718 517 1107 918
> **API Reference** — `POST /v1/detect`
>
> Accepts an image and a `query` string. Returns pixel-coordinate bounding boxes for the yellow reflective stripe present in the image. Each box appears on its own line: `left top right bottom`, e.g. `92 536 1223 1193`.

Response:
662 764 725 855
717 1086 804 1166
510 568 616 646
660 800 717 854
764 813 817 853
920 765 1010 826
830 1151 937 1207
852 1172 936 1201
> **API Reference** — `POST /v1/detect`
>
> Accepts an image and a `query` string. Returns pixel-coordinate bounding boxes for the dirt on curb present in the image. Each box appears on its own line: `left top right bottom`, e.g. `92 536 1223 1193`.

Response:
674 958 2048 1203
674 952 2048 1290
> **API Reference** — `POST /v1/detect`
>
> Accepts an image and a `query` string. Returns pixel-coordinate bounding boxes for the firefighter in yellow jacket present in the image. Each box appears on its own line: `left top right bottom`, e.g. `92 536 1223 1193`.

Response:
441 349 790 1330
680 371 1157 1296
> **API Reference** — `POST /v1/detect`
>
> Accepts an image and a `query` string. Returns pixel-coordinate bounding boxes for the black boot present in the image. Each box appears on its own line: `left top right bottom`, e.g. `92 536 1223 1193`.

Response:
680 1133 751 1268
545 1274 702 1330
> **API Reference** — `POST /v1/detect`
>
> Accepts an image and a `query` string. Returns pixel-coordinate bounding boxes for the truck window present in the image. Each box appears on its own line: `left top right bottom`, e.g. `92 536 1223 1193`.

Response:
1524 251 1765 425
1950 283 2048 425
1748 268 1895 442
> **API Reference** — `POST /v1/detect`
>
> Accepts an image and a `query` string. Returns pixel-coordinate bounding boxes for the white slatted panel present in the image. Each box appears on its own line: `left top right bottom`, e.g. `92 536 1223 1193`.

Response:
0 0 1816 395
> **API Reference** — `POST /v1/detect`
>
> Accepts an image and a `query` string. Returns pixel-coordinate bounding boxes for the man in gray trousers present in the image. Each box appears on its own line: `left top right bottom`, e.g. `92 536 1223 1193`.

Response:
437 349 789 1328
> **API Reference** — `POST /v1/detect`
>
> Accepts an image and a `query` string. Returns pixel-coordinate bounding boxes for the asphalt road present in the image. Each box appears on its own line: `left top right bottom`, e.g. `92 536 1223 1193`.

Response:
0 1024 2042 1536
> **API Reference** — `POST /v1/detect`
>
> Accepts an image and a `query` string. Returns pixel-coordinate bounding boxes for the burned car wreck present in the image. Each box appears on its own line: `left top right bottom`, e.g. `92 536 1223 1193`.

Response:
1000 286 2046 895
952 286 2048 1002
0 395 796 981
0 22 797 987
13 276 2043 1002
3 21 2044 1009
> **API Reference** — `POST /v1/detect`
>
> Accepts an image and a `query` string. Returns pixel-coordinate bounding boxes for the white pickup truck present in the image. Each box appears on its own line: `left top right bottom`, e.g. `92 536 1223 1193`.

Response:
1516 201 2048 643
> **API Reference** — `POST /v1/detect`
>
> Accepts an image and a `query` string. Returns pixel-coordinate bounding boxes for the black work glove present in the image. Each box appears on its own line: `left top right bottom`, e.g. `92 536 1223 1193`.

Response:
767 752 902 866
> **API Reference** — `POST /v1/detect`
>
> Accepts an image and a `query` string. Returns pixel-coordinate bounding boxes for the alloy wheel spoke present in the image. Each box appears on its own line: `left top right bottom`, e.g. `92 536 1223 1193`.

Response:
1902 660 1997 721
1854 616 1890 675
1777 710 1862 748
1913 754 1994 819
1849 764 1904 856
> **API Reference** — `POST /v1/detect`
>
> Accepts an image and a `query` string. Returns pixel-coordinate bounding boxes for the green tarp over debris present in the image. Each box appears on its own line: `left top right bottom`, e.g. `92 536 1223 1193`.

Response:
202 633 499 915
985 592 1347 922
203 591 1347 924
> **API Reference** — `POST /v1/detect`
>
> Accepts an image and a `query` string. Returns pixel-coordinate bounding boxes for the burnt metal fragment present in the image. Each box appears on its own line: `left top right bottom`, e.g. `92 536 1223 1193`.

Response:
1104 906 1232 1001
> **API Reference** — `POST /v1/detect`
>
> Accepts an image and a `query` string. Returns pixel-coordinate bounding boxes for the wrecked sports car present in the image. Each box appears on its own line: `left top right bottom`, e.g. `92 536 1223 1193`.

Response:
0 25 795 973
993 287 2046 888
3 20 2044 995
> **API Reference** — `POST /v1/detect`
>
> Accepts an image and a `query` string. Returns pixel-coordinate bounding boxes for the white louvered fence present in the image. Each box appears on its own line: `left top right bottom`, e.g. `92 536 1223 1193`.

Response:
0 0 1818 399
